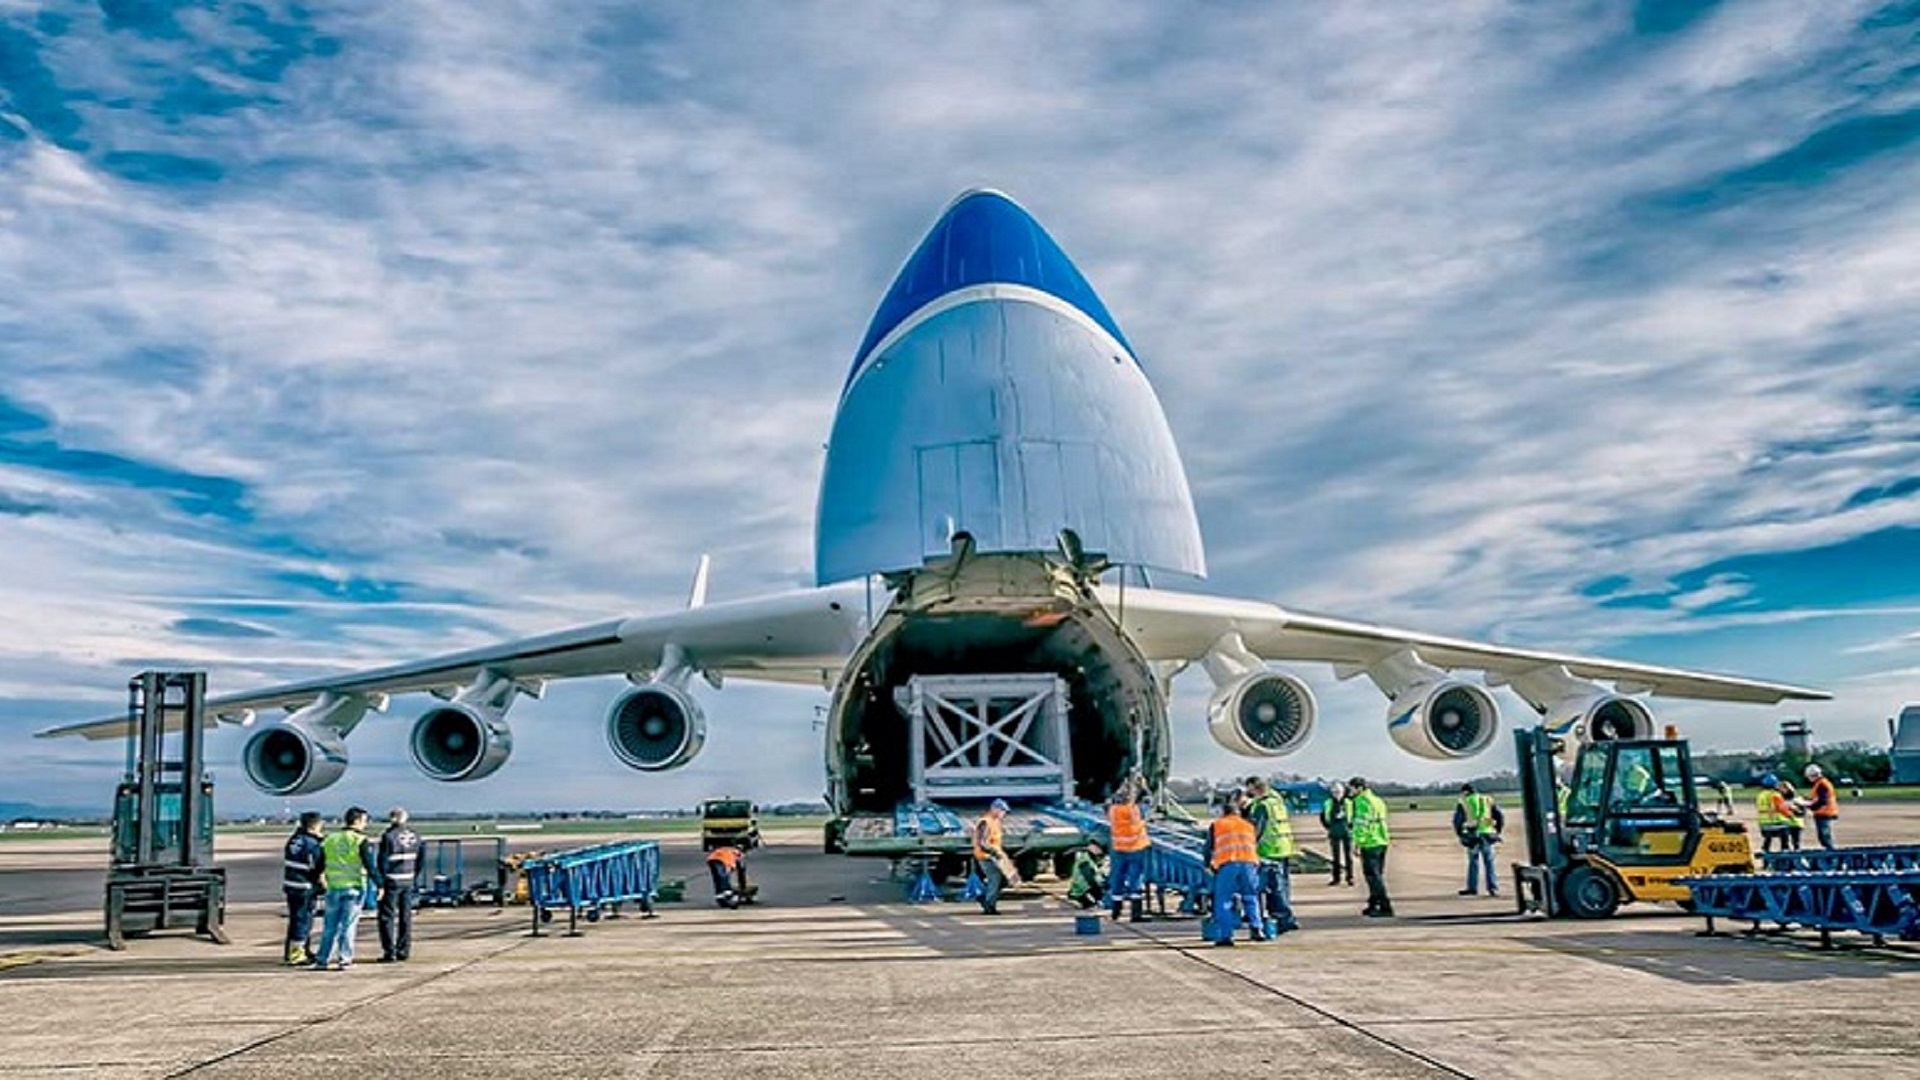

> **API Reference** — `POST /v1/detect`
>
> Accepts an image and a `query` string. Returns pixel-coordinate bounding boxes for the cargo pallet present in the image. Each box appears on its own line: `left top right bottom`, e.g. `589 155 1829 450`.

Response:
523 839 660 936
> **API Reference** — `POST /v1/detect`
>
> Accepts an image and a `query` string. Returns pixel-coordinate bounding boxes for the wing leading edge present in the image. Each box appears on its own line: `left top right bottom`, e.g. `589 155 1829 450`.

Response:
1105 585 1829 704
38 584 870 741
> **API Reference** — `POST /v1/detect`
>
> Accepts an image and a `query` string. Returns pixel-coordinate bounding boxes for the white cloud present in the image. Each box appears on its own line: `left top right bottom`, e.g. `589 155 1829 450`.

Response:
3 3 1918 809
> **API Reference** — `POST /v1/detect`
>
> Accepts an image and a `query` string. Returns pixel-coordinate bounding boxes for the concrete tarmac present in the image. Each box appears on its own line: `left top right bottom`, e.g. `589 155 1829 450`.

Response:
3 804 1918 1078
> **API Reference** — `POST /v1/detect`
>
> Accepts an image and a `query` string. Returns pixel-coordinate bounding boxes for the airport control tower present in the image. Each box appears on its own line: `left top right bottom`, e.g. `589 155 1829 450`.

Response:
1781 718 1812 758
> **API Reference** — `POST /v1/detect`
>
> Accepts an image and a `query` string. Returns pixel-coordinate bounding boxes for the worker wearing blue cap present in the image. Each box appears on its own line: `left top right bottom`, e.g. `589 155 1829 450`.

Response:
1754 774 1801 854
972 799 1012 915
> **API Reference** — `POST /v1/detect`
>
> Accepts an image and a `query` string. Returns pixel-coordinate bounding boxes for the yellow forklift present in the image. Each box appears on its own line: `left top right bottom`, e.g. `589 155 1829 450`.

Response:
1514 725 1751 919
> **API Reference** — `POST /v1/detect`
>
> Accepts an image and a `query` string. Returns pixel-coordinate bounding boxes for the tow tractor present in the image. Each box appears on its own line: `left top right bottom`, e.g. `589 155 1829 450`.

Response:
1514 725 1751 919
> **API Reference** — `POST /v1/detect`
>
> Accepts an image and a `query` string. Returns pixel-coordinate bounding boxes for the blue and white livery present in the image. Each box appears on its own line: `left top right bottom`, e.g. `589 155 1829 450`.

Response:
41 190 1827 823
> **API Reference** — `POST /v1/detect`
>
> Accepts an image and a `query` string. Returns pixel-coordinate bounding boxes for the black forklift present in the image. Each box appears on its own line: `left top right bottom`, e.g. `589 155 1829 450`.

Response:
104 672 228 949
1513 725 1751 919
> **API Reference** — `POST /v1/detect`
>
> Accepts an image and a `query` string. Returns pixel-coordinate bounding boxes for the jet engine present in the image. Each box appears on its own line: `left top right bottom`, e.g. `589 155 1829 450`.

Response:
1386 680 1500 760
242 694 367 796
244 720 348 796
1545 694 1654 745
606 684 707 771
1207 671 1317 758
410 702 514 782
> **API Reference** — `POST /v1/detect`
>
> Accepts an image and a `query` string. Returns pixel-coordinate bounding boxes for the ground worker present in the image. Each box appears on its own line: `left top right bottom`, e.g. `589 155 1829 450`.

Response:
1714 778 1736 818
1453 782 1503 898
1780 778 1806 850
1105 780 1151 922
280 811 324 965
1320 781 1353 886
1803 764 1839 849
1350 777 1393 917
1244 777 1298 933
1067 839 1108 910
1621 756 1655 806
706 844 748 908
972 798 1012 915
1754 774 1801 854
311 806 377 970
1202 797 1266 946
377 807 422 962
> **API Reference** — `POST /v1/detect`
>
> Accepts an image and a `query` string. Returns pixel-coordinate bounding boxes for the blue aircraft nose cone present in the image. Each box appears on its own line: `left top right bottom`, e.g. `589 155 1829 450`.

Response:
816 190 1205 585
847 190 1134 385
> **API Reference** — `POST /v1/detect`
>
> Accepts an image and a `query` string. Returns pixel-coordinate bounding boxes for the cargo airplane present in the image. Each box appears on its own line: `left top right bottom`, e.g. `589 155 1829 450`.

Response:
42 190 1826 843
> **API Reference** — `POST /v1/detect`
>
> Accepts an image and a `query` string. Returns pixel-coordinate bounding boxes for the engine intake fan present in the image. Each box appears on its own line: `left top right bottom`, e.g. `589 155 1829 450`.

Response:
1207 672 1317 758
607 684 707 771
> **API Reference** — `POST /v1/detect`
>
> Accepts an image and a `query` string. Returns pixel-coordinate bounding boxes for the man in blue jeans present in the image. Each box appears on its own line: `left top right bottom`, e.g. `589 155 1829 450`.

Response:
312 806 378 971
1452 783 1503 897
1202 798 1267 946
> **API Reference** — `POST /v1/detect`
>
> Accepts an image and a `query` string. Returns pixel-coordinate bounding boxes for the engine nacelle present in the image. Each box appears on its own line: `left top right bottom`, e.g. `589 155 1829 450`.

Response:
410 703 513 782
1545 694 1654 746
1386 680 1500 760
243 720 349 796
606 684 707 771
1206 672 1317 758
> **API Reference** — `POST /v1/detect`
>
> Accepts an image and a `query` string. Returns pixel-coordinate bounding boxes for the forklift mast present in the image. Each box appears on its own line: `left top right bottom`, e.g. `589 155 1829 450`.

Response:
1514 726 1565 871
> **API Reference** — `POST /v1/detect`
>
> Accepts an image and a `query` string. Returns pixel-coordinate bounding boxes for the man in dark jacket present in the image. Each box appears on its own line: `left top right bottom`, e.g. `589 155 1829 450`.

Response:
1319 781 1354 886
281 812 325 965
377 807 423 962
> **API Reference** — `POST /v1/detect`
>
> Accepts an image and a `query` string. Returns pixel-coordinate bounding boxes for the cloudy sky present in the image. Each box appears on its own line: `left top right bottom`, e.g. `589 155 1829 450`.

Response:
3 1 1917 816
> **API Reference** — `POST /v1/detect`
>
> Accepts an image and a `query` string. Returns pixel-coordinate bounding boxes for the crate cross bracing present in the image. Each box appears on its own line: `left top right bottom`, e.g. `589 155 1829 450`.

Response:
900 674 1075 804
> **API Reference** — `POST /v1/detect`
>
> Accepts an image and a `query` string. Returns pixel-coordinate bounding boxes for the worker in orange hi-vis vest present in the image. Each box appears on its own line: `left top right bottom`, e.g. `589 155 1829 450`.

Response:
1105 777 1152 922
1203 797 1267 947
1802 764 1840 850
706 845 748 909
972 799 1013 915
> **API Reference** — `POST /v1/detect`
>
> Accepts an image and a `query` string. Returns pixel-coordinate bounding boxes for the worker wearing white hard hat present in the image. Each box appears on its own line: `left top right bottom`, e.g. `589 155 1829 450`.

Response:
1802 763 1840 849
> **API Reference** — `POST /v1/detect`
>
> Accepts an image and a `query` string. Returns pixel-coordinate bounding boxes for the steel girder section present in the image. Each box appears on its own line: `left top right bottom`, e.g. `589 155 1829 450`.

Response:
1680 871 1920 941
1760 845 1920 874
524 840 661 935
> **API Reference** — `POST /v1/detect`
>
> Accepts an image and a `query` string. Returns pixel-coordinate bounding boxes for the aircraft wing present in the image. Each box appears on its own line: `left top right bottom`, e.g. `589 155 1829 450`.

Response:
1104 585 1829 703
38 583 870 741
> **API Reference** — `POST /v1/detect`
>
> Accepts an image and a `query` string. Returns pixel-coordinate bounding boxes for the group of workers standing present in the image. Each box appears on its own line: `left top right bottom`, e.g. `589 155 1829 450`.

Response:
1755 764 1842 853
1029 774 1395 942
280 806 423 969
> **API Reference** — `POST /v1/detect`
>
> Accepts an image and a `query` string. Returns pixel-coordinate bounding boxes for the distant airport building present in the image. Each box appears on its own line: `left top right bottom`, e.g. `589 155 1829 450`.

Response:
1780 718 1812 758
1892 706 1920 784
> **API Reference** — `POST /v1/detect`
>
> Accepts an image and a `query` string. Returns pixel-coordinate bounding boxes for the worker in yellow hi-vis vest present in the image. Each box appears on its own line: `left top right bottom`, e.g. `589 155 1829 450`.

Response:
1452 783 1504 898
1244 776 1299 933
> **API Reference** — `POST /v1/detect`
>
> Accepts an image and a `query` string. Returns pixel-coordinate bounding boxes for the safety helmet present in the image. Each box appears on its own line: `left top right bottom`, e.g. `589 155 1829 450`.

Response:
1760 773 1779 788
989 798 1010 813
1803 764 1822 780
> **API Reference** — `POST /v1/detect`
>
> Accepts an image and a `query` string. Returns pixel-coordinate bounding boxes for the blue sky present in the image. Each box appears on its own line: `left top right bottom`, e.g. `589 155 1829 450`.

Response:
3 2 1918 815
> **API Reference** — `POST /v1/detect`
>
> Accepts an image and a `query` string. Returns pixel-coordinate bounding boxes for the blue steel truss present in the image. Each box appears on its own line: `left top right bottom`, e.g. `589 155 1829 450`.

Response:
523 839 661 936
1759 845 1920 874
1680 870 1920 944
1042 802 1212 903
